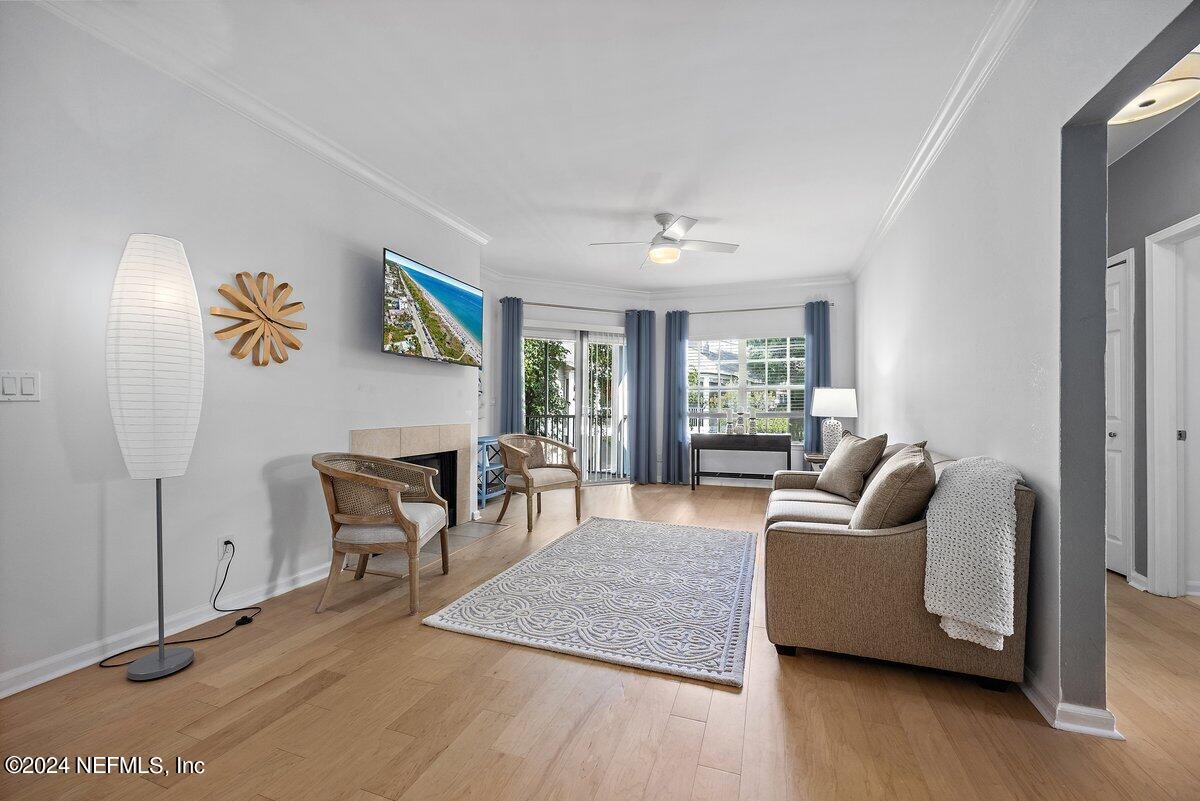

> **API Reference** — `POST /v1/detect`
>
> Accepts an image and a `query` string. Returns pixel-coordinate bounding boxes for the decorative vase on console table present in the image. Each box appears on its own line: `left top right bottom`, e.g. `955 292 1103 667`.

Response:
809 387 858 456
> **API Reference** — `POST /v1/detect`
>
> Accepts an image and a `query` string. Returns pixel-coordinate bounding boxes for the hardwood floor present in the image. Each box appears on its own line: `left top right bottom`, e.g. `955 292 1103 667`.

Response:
2 484 1197 800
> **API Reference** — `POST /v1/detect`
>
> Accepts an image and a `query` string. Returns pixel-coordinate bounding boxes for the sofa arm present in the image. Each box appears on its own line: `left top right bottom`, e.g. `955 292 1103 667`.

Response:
772 470 821 490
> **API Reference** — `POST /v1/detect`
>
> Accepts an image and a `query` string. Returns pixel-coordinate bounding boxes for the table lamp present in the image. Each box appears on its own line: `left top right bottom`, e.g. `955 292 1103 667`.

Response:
810 387 857 456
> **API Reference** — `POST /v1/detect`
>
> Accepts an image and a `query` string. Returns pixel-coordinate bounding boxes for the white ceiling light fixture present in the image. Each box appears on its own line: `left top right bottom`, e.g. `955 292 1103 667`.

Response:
648 234 682 265
1110 49 1200 125
590 213 739 269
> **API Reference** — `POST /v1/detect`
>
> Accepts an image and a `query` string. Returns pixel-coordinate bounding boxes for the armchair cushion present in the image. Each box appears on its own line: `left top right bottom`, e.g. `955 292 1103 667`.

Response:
333 502 446 547
814 432 887 502
526 439 548 468
769 488 854 506
765 499 855 529
505 467 579 488
772 470 821 491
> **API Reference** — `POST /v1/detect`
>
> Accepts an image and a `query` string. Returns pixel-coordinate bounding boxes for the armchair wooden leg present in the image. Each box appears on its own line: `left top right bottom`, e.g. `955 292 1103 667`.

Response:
315 549 345 613
353 554 369 580
497 490 512 522
574 485 581 521
526 492 534 532
407 541 421 614
439 526 450 575
536 492 542 513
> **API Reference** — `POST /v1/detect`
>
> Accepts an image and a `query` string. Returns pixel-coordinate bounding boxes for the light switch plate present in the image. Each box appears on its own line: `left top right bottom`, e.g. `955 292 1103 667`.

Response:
0 371 40 401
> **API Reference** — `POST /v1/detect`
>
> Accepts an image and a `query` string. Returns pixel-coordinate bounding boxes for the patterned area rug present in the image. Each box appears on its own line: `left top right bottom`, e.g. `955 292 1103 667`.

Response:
422 517 756 686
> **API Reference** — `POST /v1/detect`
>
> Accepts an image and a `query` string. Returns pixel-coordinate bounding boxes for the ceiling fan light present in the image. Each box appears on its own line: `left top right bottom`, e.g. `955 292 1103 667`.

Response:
648 244 681 264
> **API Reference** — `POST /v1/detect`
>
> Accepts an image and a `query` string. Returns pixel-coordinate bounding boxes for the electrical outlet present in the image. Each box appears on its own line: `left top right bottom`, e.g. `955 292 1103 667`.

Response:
218 539 234 560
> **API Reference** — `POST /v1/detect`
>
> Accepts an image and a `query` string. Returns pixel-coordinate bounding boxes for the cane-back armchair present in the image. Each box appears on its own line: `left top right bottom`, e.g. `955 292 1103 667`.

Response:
496 434 582 531
311 453 449 614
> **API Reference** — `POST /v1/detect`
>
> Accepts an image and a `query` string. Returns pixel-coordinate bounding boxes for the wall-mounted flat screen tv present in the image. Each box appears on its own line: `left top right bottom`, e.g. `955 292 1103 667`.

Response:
382 249 483 368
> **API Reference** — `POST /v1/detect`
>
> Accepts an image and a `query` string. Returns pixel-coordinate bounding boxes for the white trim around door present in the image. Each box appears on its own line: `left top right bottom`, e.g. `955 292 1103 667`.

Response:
1145 212 1200 597
1105 251 1135 580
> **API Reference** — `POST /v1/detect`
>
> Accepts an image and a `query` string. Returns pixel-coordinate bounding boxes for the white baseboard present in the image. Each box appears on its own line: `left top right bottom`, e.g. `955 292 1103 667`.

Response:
1186 580 1200 597
1021 668 1124 740
1128 570 1150 592
0 562 328 700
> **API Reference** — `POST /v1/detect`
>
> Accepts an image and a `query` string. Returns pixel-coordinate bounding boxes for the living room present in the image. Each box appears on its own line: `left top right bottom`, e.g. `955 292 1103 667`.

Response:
3 2 1200 800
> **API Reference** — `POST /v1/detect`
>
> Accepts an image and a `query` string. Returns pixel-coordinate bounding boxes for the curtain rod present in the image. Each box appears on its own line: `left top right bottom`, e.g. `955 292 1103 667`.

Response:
523 300 834 315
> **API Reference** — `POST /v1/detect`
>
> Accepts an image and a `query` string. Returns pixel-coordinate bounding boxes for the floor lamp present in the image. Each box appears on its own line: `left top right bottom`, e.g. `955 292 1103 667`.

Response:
106 234 205 681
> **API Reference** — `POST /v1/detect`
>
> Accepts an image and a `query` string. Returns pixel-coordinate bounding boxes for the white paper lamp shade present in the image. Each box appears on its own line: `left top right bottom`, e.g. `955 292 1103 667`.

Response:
106 234 205 479
810 387 858 418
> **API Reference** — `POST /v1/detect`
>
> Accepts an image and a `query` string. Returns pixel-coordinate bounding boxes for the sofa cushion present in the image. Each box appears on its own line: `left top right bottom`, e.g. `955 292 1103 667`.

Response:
506 467 578 488
766 498 856 528
769 488 855 506
334 502 446 548
863 440 927 490
850 445 936 530
814 432 887 502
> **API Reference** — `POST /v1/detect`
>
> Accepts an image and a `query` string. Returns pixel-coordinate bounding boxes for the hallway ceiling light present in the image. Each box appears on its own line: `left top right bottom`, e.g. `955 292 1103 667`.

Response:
1110 51 1200 125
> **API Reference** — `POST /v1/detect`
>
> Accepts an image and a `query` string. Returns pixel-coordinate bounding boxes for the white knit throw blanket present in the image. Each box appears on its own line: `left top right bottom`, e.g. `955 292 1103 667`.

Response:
924 456 1022 650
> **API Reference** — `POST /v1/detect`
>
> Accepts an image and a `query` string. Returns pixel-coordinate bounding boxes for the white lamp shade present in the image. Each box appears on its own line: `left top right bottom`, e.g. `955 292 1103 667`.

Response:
810 387 857 418
106 234 205 479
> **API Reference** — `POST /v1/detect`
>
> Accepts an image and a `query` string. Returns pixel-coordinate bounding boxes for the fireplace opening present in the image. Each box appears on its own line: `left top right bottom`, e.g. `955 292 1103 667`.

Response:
397 450 458 528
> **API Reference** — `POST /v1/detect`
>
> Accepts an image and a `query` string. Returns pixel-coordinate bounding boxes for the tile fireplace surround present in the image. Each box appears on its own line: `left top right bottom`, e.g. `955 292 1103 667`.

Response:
349 424 475 524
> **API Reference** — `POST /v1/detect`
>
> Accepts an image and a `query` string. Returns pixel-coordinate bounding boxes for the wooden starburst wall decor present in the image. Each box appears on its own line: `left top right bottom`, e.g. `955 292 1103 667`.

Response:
209 272 307 366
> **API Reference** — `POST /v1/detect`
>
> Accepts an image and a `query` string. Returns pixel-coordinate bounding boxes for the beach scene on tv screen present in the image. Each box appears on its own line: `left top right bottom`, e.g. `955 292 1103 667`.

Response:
383 250 483 367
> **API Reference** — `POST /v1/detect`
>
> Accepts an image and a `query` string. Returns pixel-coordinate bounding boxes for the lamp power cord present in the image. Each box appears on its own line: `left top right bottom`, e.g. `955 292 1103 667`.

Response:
98 540 261 669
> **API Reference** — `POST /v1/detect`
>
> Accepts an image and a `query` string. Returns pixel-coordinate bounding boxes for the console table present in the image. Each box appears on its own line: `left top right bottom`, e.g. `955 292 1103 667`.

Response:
690 433 791 490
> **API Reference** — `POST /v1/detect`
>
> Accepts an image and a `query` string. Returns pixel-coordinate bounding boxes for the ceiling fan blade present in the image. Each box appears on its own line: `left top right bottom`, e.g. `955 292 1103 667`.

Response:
679 239 739 253
588 241 647 247
662 215 698 240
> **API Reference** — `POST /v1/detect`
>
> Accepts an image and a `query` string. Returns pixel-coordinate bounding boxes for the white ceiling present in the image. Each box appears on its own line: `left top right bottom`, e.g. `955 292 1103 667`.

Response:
57 0 1002 290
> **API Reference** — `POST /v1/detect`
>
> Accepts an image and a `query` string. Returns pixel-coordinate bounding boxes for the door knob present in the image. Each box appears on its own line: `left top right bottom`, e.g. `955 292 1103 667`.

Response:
1108 432 1118 438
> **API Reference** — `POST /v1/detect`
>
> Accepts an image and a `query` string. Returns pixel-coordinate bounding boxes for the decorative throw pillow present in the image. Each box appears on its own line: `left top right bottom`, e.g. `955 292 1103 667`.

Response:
525 439 547 468
863 439 927 490
850 444 936 529
814 432 888 502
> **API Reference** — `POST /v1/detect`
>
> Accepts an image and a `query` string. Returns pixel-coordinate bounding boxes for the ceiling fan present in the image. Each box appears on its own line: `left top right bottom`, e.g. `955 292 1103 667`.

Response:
589 213 739 266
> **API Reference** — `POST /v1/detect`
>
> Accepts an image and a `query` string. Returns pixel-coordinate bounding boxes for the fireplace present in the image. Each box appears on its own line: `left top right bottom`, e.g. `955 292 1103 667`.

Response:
397 450 459 528
349 423 474 527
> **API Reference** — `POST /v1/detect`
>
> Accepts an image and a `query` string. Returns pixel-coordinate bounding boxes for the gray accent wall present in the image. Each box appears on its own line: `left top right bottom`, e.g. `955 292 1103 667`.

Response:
1108 101 1200 577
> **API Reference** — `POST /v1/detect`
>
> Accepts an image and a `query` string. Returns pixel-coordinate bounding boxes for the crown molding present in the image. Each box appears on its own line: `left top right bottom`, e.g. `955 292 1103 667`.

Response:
852 0 1035 278
480 265 656 298
480 264 852 301
40 2 491 247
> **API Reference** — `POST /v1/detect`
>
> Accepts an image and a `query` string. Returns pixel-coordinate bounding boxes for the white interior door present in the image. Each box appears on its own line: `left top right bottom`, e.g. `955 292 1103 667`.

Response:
1179 236 1200 591
1105 253 1134 576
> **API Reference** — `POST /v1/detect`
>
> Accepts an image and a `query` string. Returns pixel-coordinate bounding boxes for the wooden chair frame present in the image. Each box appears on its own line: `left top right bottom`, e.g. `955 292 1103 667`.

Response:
312 452 449 614
496 434 583 531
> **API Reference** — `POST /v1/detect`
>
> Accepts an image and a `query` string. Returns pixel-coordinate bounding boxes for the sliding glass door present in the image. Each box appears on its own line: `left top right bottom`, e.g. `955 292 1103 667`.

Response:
523 329 627 483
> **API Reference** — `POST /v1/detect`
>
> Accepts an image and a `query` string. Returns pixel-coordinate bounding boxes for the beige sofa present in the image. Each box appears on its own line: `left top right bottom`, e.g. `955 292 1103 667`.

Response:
763 443 1034 682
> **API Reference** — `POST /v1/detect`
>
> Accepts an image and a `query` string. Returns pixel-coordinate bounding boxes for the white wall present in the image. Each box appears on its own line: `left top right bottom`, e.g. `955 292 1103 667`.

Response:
481 268 855 480
0 5 481 695
854 0 1191 715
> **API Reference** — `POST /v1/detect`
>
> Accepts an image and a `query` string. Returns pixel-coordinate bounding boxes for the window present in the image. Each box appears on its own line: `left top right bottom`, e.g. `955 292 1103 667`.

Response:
687 336 806 441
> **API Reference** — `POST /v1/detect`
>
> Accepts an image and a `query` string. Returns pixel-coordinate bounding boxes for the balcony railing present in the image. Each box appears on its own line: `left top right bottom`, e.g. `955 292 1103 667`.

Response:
526 413 628 483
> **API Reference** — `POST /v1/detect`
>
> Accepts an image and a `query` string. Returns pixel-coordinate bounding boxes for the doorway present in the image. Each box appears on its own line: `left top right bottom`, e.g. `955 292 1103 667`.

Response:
523 329 629 484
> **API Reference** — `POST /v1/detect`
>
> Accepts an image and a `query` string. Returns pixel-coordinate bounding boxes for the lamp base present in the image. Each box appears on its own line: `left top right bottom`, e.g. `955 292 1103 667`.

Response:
820 419 844 456
126 646 194 681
